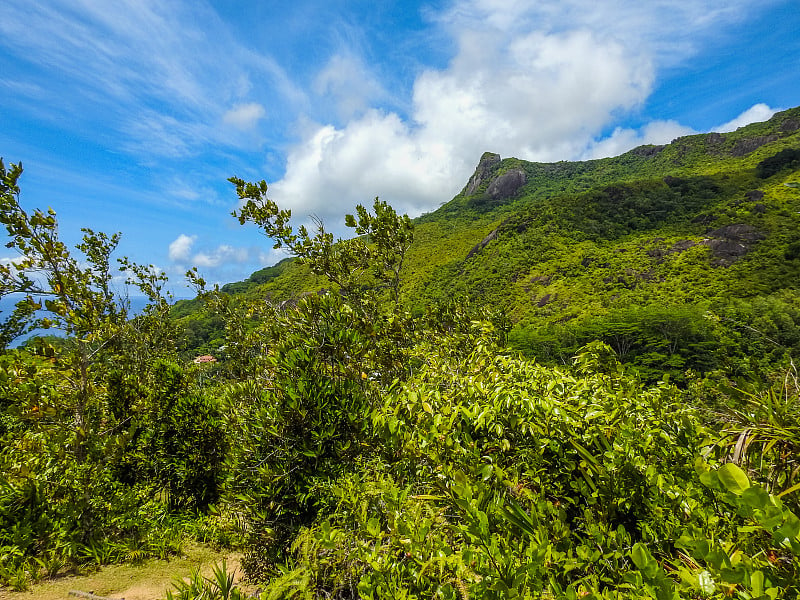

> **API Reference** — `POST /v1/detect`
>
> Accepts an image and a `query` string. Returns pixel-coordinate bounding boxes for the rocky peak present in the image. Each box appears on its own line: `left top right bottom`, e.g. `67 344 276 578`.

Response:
464 152 501 196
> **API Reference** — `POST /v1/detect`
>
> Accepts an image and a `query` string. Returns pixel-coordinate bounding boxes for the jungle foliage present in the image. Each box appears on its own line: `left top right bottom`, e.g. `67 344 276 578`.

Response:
1 107 800 599
174 107 800 382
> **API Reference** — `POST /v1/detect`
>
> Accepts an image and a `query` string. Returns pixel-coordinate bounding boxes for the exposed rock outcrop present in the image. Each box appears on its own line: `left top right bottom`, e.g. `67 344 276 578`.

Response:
486 168 527 200
780 118 800 133
646 239 697 262
465 227 499 259
702 224 764 266
631 145 665 158
731 135 779 157
745 190 765 201
464 152 501 196
670 240 697 254
537 293 552 307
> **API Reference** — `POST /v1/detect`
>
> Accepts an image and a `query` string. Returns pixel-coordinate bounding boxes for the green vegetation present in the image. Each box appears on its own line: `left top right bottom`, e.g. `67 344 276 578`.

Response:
2 107 800 599
175 107 800 381
0 159 225 586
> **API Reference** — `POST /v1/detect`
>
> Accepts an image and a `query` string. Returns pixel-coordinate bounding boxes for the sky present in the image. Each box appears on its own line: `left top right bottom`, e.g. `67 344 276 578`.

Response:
1 0 799 293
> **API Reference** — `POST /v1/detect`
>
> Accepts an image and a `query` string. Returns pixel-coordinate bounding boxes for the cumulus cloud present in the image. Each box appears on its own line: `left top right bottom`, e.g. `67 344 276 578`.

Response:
269 110 458 221
223 102 267 130
266 0 760 226
168 234 197 262
193 245 251 268
584 120 697 159
168 235 259 270
164 243 287 289
582 102 781 160
715 103 779 133
269 26 653 224
413 28 652 159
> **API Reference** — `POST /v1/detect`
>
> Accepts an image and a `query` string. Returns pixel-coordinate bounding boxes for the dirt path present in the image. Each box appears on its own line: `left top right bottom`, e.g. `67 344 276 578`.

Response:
0 543 252 600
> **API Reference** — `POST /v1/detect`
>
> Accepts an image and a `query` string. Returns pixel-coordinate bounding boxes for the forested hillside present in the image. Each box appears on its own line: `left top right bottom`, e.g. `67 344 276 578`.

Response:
1 108 800 599
177 107 800 383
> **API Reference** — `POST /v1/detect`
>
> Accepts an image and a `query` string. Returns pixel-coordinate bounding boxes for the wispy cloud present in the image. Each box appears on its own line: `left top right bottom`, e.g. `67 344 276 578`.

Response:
223 103 267 130
313 53 389 120
0 0 302 160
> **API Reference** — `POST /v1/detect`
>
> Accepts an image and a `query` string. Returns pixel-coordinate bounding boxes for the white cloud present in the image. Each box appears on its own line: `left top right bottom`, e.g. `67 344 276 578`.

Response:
265 0 770 226
440 1 755 65
258 246 291 267
268 9 657 223
413 28 652 160
584 102 782 160
169 235 256 269
168 234 196 262
270 110 458 222
2 0 782 242
162 242 281 290
0 257 26 283
0 0 305 159
223 102 267 130
585 120 697 159
314 54 387 120
715 103 779 133
193 245 251 268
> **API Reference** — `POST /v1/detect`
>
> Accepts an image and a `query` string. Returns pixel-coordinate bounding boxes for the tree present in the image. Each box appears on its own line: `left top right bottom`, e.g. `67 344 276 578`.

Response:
230 177 414 306
0 159 186 569
189 179 419 575
1 159 174 456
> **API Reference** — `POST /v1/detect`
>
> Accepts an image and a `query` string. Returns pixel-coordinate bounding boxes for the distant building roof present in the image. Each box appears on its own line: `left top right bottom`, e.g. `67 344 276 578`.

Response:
193 354 217 364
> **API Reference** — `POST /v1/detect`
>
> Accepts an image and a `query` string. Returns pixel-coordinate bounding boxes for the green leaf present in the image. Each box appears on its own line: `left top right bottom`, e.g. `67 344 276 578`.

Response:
776 514 800 541
569 438 598 466
699 470 718 488
500 497 539 537
366 517 381 537
631 543 659 578
718 463 750 495
778 480 800 498
720 566 745 584
741 486 770 509
750 570 764 596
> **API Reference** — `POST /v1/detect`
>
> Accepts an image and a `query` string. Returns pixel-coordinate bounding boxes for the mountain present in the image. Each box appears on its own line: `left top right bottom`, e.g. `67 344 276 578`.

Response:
175 107 800 378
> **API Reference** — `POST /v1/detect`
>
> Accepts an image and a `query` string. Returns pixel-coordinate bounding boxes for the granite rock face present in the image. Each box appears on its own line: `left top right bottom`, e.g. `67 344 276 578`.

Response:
731 135 779 157
486 168 527 200
465 227 499 259
703 224 764 266
465 152 501 196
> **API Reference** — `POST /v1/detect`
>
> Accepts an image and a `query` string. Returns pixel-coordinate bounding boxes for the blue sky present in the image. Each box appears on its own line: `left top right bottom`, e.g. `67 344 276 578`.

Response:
1 0 799 292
